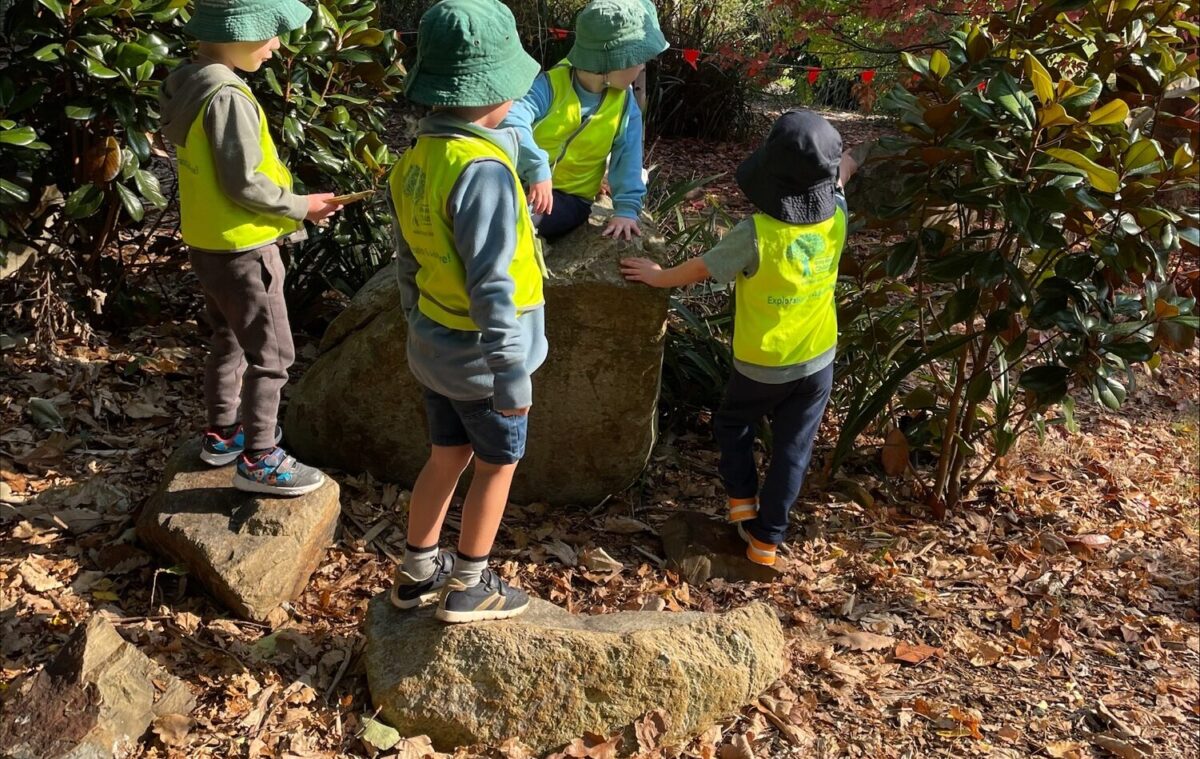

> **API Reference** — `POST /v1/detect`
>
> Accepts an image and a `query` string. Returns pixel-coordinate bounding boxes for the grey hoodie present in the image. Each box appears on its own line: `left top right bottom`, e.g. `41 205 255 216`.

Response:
393 113 548 411
160 61 308 249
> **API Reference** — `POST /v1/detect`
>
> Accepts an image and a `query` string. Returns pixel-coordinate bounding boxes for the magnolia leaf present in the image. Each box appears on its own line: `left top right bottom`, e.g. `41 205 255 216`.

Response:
1038 103 1078 128
359 716 400 751
1024 53 1055 103
1123 139 1163 174
1088 98 1130 126
929 50 950 79
989 71 1036 128
1045 148 1119 193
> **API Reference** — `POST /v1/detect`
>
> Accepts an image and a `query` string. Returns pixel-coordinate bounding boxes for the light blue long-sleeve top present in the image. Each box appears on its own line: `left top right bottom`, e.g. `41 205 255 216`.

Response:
391 113 548 410
501 69 646 220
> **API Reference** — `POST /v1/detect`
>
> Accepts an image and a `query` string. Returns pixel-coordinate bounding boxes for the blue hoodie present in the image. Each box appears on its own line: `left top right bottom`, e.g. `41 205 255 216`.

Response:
391 113 548 410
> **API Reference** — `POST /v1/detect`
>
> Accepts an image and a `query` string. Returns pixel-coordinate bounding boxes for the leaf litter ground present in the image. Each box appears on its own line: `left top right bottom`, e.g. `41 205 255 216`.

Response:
1 111 1197 759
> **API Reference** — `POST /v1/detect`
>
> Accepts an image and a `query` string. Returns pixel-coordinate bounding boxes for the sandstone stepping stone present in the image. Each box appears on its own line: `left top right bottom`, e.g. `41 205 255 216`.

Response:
660 511 783 585
0 615 195 759
136 440 340 622
284 203 671 506
364 594 784 753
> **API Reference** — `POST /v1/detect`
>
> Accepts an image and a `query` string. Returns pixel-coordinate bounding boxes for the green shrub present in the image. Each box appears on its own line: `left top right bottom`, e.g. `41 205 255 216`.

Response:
836 0 1199 515
0 0 403 331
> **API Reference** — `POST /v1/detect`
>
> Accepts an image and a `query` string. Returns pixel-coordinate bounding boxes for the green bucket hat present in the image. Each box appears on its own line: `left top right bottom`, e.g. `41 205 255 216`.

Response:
568 0 669 73
404 0 541 108
184 0 312 43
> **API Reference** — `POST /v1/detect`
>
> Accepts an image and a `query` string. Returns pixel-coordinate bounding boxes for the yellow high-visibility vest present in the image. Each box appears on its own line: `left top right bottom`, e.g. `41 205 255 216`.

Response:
175 84 300 251
390 132 544 332
733 209 847 367
532 62 627 199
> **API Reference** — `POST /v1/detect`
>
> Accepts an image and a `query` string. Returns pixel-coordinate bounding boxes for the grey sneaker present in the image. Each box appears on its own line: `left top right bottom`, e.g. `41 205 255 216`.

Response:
389 551 455 610
232 447 326 497
435 569 530 624
200 424 282 466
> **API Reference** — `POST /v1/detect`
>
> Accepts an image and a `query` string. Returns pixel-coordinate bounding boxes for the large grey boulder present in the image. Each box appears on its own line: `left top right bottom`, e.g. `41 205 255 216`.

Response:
0 615 195 759
284 208 671 506
364 595 785 753
136 440 341 622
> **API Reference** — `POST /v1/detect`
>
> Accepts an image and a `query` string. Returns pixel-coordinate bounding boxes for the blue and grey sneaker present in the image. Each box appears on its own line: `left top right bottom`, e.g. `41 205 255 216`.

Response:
389 551 455 610
233 447 325 497
200 424 282 467
435 569 530 624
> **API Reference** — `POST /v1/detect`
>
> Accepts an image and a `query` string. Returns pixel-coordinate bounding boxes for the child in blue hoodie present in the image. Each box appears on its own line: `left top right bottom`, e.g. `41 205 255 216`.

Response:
386 0 547 624
502 0 668 241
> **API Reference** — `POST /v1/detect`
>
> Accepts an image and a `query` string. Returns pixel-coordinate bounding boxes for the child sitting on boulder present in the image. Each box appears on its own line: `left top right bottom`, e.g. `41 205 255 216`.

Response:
386 0 546 623
159 0 340 496
501 0 668 241
621 110 859 569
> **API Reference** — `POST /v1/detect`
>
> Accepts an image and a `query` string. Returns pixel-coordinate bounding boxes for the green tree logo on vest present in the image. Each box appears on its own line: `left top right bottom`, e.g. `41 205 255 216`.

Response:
402 164 425 199
784 232 831 277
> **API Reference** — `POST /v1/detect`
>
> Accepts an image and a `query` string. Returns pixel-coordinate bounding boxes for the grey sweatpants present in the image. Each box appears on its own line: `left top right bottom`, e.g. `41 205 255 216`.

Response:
189 243 295 451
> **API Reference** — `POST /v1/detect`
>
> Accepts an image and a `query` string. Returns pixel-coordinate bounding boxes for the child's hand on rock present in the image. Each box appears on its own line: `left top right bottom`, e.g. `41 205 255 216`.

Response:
620 257 664 287
603 216 641 241
305 193 343 223
528 180 554 215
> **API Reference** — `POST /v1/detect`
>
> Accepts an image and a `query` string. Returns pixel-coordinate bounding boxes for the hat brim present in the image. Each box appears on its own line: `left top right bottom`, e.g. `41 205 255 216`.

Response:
736 146 838 225
184 0 312 42
405 47 541 107
567 28 667 72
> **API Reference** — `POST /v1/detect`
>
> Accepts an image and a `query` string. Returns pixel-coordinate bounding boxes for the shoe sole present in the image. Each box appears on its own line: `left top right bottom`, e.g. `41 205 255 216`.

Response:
232 473 325 497
200 449 241 467
435 601 530 624
200 428 283 468
388 585 441 610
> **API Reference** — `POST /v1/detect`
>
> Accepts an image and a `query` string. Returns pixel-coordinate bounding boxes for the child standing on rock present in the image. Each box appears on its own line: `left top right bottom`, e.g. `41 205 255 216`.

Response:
621 110 859 569
502 0 668 241
386 0 546 623
160 0 338 496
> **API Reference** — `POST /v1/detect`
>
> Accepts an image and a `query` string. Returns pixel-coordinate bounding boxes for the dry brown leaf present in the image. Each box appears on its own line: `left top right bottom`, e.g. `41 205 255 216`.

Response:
893 642 941 665
1045 741 1084 758
579 546 623 573
543 538 578 567
394 735 437 759
881 427 910 476
836 630 896 652
1065 533 1114 548
558 732 622 759
1091 734 1150 759
719 733 755 759
18 557 62 592
151 713 194 747
634 709 668 753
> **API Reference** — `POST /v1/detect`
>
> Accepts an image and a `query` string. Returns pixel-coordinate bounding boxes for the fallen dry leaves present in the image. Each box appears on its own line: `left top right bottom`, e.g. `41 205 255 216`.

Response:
1 118 1198 759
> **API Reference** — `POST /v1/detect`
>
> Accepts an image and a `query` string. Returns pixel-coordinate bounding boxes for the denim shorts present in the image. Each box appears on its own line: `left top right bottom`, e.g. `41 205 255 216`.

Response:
422 387 528 465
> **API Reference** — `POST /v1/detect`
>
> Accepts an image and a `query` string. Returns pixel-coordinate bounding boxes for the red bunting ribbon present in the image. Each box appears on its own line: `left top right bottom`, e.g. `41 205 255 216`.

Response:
807 67 820 85
682 48 700 69
548 27 569 40
861 69 876 84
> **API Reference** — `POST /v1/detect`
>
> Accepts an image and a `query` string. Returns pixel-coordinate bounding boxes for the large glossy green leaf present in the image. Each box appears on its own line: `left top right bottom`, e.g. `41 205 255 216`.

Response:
1045 148 1119 193
0 126 37 146
114 182 144 222
1018 365 1071 405
988 71 1036 128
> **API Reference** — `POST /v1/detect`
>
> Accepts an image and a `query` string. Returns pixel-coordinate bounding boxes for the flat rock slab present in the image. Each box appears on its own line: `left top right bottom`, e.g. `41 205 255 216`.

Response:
0 615 194 759
136 440 340 622
365 594 785 753
660 511 783 585
285 204 671 506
